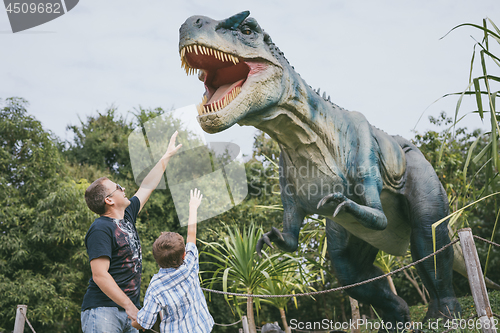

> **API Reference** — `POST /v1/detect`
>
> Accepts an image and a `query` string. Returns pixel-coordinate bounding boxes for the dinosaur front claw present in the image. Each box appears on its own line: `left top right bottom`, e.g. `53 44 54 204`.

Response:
256 227 284 257
317 193 349 218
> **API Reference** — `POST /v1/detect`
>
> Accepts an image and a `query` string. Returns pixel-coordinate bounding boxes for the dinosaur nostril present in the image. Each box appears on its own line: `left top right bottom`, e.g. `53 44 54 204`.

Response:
195 18 203 28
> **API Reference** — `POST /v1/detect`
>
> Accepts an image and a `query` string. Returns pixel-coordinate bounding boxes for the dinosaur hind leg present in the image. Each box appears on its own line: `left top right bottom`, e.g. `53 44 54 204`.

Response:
410 222 461 321
326 219 410 331
404 147 461 321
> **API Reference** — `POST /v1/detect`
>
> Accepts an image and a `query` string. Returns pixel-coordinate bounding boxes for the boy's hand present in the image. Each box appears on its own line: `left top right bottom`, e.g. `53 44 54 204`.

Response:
131 319 144 330
187 189 202 241
189 188 203 210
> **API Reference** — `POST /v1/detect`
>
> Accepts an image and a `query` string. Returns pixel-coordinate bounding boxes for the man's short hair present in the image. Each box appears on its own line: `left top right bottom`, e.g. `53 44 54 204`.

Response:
153 232 185 269
85 177 110 215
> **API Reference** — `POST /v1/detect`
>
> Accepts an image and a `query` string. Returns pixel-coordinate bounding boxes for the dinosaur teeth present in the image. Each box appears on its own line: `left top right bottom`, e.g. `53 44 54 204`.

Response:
179 44 240 76
197 86 242 115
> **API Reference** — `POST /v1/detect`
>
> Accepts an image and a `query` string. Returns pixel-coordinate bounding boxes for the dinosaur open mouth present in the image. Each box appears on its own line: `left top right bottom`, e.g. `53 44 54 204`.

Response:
180 44 250 115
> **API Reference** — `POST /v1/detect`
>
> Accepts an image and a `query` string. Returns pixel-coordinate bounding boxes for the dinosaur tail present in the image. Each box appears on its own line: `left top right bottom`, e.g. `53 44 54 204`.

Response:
450 226 500 290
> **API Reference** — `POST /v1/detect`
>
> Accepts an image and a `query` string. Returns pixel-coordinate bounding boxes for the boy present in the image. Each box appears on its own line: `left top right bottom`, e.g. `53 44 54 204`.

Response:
132 188 214 332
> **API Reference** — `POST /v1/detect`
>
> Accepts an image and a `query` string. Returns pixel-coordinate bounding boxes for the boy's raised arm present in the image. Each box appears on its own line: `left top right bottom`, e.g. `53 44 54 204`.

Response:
186 188 202 245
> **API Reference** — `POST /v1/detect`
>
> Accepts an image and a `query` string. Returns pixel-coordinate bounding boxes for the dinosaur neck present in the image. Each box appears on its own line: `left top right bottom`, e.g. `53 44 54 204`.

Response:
254 70 343 154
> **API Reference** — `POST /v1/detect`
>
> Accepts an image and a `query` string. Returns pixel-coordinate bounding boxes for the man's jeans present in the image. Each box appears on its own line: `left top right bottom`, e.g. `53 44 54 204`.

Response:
81 307 138 333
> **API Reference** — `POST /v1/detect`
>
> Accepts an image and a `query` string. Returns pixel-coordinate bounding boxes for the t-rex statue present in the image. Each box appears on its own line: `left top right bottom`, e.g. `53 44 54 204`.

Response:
179 11 496 329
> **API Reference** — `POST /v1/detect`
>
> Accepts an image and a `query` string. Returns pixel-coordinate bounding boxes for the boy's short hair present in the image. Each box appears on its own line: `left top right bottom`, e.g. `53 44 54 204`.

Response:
153 232 185 268
85 177 109 215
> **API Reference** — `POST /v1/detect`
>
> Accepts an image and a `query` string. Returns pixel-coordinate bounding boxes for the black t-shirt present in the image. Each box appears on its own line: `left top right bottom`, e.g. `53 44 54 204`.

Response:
81 196 142 311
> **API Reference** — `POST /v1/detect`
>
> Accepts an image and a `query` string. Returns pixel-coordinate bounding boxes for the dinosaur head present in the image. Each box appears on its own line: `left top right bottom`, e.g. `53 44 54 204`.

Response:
179 11 284 133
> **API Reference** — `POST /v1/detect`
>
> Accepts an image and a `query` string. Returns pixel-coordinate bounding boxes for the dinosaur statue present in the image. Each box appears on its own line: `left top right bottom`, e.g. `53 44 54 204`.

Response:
178 11 494 329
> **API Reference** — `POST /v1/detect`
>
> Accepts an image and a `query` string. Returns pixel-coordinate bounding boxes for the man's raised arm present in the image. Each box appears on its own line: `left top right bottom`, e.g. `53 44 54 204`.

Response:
134 131 182 212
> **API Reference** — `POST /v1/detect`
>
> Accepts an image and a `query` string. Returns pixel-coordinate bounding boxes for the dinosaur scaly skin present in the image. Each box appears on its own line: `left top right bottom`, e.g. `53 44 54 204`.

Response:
180 11 461 329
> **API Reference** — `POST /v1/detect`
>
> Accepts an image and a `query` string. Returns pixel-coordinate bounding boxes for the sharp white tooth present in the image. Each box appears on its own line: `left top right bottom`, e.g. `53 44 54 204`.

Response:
194 45 198 55
200 46 205 55
224 53 228 62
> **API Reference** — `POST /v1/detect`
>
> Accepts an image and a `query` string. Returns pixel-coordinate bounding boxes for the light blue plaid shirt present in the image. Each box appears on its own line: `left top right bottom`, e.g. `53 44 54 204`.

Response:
137 242 214 333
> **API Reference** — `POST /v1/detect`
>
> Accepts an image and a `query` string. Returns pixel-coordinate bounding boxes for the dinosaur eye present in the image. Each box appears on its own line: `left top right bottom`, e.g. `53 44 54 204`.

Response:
241 27 252 35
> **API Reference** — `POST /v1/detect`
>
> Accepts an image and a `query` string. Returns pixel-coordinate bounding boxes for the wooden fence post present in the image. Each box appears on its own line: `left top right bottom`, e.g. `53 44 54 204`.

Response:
349 297 361 333
242 315 250 333
458 228 497 333
13 305 27 333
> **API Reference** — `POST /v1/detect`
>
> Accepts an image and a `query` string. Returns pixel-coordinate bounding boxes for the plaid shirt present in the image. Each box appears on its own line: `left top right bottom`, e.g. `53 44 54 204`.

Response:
137 242 214 333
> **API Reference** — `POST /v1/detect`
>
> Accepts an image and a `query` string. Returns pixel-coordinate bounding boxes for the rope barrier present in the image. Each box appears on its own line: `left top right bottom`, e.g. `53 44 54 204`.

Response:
213 318 242 326
473 235 500 248
201 239 459 298
19 307 36 333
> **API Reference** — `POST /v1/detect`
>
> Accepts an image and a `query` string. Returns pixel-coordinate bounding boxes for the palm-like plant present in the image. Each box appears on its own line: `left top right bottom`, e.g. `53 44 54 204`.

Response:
374 251 399 295
259 257 317 333
201 224 297 333
431 18 500 272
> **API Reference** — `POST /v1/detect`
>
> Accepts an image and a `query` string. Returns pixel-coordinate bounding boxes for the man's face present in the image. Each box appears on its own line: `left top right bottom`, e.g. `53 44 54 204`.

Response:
103 179 130 210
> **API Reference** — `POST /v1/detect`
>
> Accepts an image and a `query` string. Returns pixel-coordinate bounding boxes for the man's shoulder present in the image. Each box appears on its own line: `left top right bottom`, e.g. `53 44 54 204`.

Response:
86 217 115 237
89 216 114 230
124 196 140 222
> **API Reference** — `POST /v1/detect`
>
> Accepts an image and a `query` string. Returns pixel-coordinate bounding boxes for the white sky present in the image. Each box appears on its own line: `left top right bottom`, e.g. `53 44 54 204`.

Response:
1 0 498 157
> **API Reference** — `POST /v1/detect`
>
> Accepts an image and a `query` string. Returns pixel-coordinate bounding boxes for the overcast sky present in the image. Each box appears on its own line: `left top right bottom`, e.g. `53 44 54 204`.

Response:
1 0 498 157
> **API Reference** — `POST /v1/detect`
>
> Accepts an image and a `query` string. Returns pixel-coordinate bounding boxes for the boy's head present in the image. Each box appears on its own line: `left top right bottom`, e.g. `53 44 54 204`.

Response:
153 232 185 268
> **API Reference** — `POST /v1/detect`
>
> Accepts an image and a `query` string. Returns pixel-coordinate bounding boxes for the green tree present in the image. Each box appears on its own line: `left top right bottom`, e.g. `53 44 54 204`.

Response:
0 97 93 332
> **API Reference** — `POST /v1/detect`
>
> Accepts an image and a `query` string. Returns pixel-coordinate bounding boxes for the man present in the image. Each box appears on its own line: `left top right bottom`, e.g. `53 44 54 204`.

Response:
81 131 182 333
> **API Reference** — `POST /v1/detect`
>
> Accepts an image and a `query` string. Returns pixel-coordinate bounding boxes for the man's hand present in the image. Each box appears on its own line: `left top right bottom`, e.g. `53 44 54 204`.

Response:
125 304 139 322
135 130 182 212
163 131 182 161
